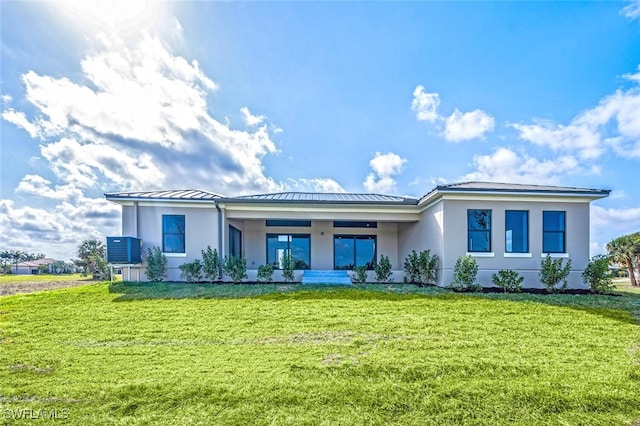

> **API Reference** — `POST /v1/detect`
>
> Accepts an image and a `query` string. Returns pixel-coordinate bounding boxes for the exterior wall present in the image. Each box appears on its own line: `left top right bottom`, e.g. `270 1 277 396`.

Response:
240 219 400 274
122 204 137 236
440 199 591 289
134 204 219 281
398 200 444 285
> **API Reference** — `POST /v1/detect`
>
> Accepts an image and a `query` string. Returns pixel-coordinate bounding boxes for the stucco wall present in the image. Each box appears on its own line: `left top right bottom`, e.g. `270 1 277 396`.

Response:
133 205 219 281
240 219 399 272
440 199 591 288
398 200 444 285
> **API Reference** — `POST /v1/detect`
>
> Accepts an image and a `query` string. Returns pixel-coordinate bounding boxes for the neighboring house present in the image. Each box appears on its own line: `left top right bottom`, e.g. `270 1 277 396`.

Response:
14 258 56 275
105 182 609 288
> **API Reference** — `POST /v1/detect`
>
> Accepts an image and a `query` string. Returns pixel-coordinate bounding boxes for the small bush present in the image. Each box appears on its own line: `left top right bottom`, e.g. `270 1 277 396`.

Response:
179 259 203 283
257 264 274 283
374 254 393 283
582 254 614 294
449 255 481 292
539 254 572 293
352 266 368 283
145 246 167 282
403 250 438 285
223 256 248 284
281 253 295 282
202 246 221 282
492 269 524 293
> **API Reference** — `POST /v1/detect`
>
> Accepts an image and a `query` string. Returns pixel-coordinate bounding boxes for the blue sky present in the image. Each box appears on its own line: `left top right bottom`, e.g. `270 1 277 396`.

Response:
1 1 640 260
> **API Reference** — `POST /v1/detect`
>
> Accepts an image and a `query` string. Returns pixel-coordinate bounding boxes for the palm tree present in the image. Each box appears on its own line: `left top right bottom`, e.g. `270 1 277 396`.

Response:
607 233 640 287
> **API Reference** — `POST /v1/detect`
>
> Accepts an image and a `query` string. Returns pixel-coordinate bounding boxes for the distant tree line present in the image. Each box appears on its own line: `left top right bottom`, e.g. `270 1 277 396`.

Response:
0 250 46 274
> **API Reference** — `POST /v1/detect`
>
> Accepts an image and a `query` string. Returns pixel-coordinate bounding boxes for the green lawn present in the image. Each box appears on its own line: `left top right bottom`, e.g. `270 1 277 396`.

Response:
614 277 640 295
0 274 90 284
1 283 639 425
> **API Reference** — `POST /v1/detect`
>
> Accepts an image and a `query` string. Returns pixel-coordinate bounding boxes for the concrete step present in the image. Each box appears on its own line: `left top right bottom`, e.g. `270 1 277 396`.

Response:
302 270 352 285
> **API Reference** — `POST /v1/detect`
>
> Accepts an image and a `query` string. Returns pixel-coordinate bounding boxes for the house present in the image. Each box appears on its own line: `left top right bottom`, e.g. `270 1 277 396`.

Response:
105 182 609 288
13 258 56 275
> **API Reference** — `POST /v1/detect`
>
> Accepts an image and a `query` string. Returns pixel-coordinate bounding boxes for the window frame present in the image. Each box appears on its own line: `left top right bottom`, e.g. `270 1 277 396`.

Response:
229 225 242 258
505 210 529 254
467 209 492 253
333 234 377 270
162 214 186 254
266 233 311 270
543 211 566 254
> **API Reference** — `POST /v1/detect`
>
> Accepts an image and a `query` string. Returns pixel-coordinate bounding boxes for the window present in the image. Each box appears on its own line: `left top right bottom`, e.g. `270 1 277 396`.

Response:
266 234 310 269
467 210 491 252
266 220 311 227
333 221 377 228
162 215 185 253
229 225 242 258
543 211 566 253
505 211 528 253
334 235 377 270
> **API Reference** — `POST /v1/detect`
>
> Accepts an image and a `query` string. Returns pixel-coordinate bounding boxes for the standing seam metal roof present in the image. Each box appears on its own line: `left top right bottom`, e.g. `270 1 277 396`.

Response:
104 190 223 200
231 192 417 204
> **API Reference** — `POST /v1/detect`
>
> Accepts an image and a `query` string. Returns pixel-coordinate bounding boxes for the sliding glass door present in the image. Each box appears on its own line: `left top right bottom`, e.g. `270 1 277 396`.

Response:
334 235 376 270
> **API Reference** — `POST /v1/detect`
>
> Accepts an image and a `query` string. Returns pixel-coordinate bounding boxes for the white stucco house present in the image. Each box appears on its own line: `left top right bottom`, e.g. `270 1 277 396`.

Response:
105 181 609 288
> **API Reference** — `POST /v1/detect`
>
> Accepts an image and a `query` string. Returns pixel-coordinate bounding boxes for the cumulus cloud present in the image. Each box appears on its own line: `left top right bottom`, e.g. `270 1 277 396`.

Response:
444 109 495 142
363 152 407 193
412 85 495 141
621 0 640 20
240 107 265 127
287 178 346 193
462 147 584 184
511 67 640 159
1 27 287 258
411 85 441 122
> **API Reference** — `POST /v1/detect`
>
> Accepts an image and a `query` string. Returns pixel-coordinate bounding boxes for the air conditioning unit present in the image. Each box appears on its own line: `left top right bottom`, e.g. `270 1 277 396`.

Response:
106 237 142 264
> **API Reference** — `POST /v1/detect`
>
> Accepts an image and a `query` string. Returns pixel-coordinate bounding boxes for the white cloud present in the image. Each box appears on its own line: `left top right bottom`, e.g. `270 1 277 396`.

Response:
411 85 441 122
591 205 640 231
444 108 495 142
2 94 12 104
363 152 407 193
621 0 640 20
462 147 584 184
4 33 281 195
287 178 346 193
2 109 41 138
512 67 640 159
412 85 495 141
0 27 287 258
240 107 265 127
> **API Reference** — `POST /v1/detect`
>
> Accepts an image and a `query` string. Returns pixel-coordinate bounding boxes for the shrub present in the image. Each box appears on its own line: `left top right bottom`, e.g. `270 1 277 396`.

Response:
145 246 167 282
582 254 614 294
352 265 368 283
449 255 481 292
492 269 524 293
179 259 203 283
223 256 248 284
403 250 438 285
281 253 295 282
202 246 221 282
257 264 274 283
374 254 393 283
539 254 572 293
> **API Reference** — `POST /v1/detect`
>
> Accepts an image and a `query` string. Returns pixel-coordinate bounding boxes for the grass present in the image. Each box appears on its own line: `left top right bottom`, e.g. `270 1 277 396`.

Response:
1 282 639 425
0 274 90 284
614 277 640 295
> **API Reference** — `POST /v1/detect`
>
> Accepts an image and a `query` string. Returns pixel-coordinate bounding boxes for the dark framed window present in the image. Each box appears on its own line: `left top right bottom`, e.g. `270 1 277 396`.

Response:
333 221 377 228
467 209 491 252
505 211 529 253
334 235 377 270
266 220 311 227
266 234 310 269
229 225 242 258
543 211 566 253
162 215 185 253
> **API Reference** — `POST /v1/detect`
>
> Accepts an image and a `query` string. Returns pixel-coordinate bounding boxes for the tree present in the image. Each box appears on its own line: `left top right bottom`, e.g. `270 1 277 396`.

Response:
145 247 167 282
607 233 640 287
77 239 108 279
201 246 221 282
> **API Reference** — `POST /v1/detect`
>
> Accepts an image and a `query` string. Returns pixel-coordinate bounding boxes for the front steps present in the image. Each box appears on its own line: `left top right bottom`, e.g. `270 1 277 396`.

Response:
301 270 352 285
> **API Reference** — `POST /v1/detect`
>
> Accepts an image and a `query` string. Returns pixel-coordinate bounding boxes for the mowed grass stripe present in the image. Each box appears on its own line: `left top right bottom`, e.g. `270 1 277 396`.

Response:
0 283 639 425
